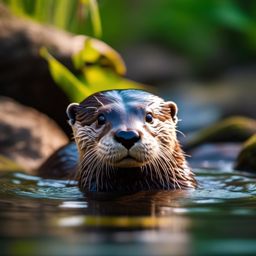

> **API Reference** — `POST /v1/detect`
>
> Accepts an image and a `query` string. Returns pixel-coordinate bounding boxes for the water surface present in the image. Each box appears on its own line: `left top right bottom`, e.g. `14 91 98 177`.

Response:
0 169 256 256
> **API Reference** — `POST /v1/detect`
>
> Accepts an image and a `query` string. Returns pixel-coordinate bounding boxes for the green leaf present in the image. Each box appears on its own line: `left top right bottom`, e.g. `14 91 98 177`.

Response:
40 47 92 102
89 0 102 38
72 37 126 75
80 0 102 38
83 66 147 94
40 40 148 102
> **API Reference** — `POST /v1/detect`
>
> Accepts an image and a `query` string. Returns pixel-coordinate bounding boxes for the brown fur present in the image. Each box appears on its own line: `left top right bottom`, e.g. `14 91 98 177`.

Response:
67 89 197 193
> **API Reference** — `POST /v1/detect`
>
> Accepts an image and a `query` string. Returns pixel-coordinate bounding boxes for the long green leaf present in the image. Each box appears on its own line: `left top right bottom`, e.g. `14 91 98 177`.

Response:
53 0 73 29
40 47 92 102
72 37 126 75
80 0 102 38
89 0 102 38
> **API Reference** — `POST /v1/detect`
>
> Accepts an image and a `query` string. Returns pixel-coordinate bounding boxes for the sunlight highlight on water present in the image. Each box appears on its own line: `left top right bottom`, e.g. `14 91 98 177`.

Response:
0 169 256 255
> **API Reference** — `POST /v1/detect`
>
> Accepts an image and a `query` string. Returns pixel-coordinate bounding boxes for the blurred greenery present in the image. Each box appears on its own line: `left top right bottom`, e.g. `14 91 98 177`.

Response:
3 0 256 74
143 0 256 61
2 0 147 100
40 42 145 102
101 0 256 65
3 0 256 62
2 0 102 38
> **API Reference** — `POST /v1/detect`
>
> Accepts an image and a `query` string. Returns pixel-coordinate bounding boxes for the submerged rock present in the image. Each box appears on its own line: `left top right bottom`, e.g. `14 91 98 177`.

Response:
235 134 256 172
185 116 256 150
0 97 68 172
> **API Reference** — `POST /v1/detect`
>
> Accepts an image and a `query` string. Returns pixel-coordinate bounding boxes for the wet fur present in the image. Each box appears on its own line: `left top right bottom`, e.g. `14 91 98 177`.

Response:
68 90 196 193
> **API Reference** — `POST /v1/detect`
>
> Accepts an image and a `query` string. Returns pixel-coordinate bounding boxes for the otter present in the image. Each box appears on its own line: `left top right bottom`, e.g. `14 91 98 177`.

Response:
37 90 196 193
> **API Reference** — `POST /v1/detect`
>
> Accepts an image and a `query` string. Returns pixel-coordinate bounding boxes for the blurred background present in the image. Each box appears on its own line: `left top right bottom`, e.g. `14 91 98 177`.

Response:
0 2 256 255
1 0 256 134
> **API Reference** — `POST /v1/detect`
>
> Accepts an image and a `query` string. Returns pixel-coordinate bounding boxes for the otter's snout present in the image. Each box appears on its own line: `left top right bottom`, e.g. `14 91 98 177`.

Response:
114 130 140 150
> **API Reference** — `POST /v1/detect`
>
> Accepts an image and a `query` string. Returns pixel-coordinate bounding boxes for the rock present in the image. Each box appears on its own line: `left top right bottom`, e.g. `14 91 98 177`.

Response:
235 134 256 172
185 116 256 150
0 97 68 172
0 4 92 135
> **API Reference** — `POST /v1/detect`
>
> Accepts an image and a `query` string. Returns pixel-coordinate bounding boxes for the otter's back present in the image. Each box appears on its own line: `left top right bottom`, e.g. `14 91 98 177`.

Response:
36 143 78 179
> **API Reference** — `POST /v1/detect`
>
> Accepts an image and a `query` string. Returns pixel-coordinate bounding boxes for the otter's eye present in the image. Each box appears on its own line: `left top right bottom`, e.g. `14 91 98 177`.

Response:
97 114 106 125
145 113 153 123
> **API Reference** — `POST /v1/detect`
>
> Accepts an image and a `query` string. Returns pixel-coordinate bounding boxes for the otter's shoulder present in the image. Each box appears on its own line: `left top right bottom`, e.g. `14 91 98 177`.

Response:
36 142 78 179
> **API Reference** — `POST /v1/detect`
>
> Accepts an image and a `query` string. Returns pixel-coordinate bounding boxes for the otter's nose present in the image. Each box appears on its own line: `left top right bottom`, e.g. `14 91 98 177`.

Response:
114 130 140 149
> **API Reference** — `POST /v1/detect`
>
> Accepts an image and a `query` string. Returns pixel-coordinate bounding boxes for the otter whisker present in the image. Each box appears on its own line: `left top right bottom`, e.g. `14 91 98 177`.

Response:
151 156 166 189
85 106 98 111
155 144 181 184
79 148 99 190
156 154 175 189
98 154 108 191
79 151 97 174
155 156 172 189
175 128 186 138
94 96 105 107
155 157 169 188
160 148 182 189
87 158 100 191
64 89 197 193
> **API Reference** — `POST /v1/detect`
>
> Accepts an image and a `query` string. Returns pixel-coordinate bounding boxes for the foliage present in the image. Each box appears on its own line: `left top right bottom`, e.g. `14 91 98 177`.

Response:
143 0 256 62
3 0 256 72
3 0 146 101
40 38 146 102
2 0 102 38
99 0 256 64
4 0 256 55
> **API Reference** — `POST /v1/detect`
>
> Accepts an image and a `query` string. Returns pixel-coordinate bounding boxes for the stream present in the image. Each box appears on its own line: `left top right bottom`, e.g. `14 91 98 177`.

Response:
0 167 256 255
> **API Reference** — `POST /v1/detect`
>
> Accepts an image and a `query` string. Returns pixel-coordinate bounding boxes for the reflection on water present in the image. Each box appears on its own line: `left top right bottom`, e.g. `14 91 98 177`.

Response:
0 169 256 255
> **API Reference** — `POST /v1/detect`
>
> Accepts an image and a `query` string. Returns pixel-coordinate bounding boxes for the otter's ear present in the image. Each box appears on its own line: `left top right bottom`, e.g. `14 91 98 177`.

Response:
66 103 79 125
164 101 178 124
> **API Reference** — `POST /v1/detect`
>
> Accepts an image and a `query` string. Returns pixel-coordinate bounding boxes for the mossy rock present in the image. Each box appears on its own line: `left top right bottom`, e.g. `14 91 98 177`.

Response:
185 116 256 150
235 134 256 172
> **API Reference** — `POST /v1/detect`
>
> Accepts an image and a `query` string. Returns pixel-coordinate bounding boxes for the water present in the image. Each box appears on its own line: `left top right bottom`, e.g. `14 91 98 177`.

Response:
0 169 256 256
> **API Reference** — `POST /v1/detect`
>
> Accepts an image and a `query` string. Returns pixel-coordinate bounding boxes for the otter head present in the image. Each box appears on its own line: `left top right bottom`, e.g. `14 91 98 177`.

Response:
67 90 195 192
